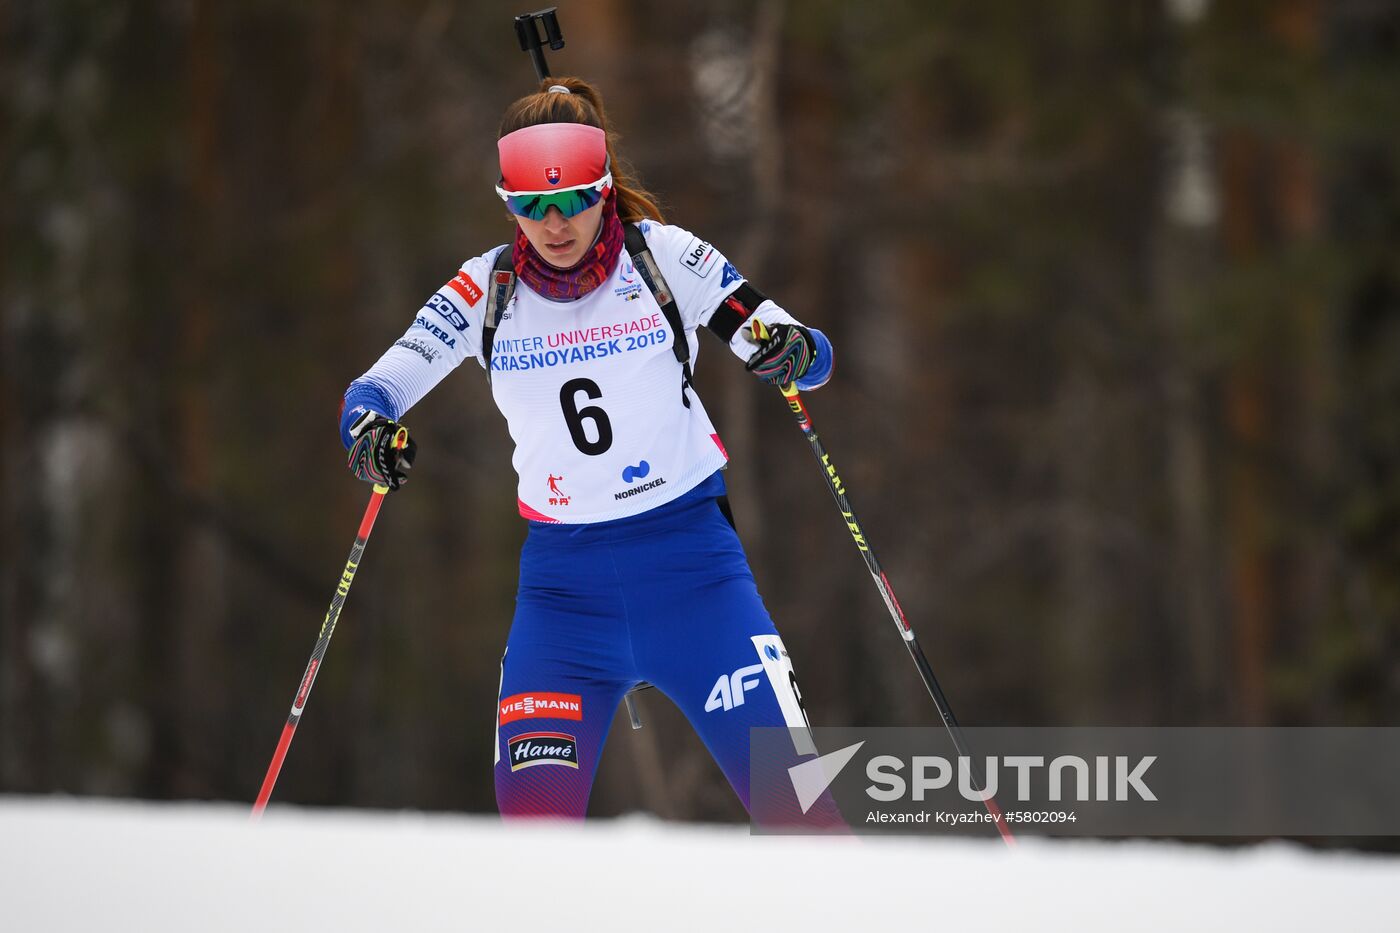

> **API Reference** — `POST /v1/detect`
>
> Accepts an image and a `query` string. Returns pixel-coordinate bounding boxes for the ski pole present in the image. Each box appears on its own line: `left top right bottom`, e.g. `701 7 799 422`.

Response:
750 321 1016 846
251 429 407 819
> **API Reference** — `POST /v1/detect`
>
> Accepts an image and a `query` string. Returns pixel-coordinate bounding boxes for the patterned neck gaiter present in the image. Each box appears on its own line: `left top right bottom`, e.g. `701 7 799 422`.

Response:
512 195 625 302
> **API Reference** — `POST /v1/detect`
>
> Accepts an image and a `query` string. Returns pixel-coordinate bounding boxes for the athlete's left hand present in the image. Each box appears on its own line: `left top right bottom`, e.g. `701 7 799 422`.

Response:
744 321 816 386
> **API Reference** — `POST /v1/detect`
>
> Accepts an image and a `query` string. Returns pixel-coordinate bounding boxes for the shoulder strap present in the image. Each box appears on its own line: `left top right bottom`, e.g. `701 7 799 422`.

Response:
482 230 696 407
625 223 693 408
481 245 516 379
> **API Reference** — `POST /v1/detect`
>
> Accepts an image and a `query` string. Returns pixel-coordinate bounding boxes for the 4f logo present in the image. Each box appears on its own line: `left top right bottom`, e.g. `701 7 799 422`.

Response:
705 663 764 712
720 261 743 288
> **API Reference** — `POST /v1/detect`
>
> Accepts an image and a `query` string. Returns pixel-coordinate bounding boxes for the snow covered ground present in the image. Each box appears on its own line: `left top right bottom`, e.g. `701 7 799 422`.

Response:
1 797 1395 931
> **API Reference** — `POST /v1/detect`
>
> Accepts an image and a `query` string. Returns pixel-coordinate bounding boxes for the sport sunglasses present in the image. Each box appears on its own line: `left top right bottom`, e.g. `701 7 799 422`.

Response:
495 172 613 221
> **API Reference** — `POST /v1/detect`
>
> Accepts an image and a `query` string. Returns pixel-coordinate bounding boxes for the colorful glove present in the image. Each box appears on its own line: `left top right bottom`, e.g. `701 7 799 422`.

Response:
744 321 816 386
346 410 417 491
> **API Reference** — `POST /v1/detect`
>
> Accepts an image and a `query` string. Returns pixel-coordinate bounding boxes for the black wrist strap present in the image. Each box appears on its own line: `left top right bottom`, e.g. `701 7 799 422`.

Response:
706 282 769 344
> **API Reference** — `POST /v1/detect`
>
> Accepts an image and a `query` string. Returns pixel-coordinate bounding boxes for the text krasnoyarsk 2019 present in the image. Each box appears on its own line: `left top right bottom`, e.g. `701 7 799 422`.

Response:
748 726 1400 836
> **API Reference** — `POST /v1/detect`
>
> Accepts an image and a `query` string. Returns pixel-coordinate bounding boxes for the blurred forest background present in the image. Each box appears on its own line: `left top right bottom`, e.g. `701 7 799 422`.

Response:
2 0 1398 825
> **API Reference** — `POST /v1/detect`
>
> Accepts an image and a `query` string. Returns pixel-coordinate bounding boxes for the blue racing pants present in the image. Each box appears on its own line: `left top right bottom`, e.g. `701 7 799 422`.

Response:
493 471 837 823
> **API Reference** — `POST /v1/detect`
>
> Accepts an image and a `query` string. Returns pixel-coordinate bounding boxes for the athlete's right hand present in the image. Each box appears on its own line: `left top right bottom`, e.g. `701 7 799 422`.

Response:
346 409 417 491
745 320 816 387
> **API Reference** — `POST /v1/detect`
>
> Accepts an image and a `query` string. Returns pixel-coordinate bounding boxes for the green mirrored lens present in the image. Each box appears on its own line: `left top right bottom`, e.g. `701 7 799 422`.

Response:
506 186 603 221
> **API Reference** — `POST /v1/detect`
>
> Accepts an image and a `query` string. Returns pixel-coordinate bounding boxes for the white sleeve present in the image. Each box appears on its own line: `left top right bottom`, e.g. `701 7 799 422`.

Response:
349 249 498 418
636 221 744 331
636 220 808 365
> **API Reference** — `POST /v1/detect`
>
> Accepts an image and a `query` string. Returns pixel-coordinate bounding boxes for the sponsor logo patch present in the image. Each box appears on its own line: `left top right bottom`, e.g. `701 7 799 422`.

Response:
394 337 440 364
614 476 666 501
679 236 718 279
751 634 816 755
705 663 765 712
720 261 743 288
546 474 570 507
509 731 578 771
621 460 651 483
426 292 470 332
498 692 583 725
445 271 483 307
414 316 457 349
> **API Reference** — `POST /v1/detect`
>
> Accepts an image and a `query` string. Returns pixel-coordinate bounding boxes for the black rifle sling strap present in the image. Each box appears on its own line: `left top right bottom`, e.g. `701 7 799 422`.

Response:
622 224 692 408
478 225 743 543
481 225 695 410
480 246 516 381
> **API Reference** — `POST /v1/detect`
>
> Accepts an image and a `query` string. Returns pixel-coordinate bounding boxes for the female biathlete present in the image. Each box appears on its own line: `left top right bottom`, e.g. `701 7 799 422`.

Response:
339 78 839 824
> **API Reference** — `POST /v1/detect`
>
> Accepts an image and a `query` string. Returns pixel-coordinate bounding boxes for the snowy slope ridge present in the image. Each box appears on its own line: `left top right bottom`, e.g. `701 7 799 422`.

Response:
1 798 1393 932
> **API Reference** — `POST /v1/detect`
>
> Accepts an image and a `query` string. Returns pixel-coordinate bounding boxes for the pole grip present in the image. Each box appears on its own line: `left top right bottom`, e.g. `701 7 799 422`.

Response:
747 318 801 395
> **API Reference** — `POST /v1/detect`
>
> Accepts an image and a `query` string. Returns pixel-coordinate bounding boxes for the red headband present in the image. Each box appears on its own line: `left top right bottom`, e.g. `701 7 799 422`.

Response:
498 123 608 193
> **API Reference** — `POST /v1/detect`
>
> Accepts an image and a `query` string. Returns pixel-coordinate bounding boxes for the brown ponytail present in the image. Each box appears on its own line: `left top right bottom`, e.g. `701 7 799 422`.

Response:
498 77 666 225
